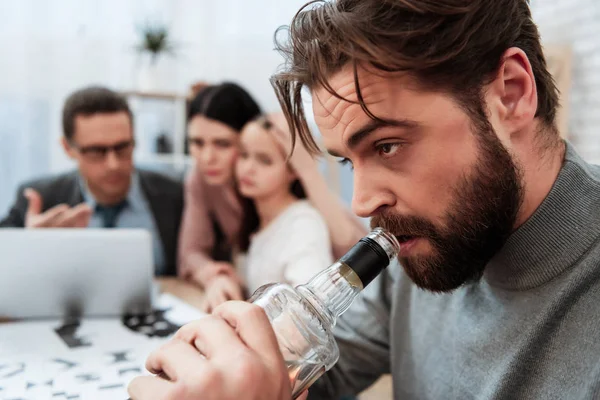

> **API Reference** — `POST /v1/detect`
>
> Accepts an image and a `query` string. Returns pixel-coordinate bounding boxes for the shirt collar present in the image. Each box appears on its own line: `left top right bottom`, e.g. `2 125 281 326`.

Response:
78 171 141 211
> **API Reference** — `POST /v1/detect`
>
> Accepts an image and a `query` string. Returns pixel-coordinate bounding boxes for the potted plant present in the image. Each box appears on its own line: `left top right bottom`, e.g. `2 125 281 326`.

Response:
135 22 177 91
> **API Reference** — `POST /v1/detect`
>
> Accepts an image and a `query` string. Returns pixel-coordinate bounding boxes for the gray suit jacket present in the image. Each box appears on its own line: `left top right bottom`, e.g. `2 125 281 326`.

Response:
0 169 184 276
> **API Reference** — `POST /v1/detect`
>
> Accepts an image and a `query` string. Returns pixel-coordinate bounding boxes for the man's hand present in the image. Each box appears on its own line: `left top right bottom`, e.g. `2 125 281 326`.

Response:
128 302 292 400
202 275 245 313
24 188 92 228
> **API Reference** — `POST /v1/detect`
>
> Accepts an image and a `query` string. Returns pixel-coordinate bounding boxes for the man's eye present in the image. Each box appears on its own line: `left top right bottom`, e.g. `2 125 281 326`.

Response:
377 143 401 157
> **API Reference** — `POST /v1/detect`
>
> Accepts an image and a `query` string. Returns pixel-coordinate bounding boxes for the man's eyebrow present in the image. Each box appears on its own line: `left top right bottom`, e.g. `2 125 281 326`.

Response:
347 118 418 149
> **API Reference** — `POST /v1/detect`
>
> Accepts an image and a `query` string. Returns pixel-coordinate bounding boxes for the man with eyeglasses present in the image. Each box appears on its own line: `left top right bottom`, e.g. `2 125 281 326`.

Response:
0 86 183 276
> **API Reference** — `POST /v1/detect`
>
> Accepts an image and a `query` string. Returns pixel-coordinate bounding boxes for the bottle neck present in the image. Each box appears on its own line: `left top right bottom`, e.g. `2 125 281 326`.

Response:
297 261 363 327
295 228 399 328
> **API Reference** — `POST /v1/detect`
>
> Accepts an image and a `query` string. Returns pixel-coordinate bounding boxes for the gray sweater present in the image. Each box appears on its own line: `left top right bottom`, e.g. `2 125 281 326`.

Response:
310 143 600 400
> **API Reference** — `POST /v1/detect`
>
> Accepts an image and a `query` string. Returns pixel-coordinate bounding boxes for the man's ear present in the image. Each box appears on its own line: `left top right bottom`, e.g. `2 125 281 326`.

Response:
487 47 538 138
61 137 77 160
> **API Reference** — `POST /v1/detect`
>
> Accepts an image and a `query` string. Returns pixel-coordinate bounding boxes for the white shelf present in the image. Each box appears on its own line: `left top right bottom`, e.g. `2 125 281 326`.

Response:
123 89 190 175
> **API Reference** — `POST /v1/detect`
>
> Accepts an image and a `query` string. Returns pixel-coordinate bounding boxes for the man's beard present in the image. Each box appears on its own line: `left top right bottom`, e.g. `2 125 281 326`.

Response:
371 125 524 293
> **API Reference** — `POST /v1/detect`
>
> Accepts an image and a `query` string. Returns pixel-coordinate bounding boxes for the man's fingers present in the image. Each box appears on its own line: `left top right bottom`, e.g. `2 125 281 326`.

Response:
146 339 207 380
27 202 91 228
29 204 69 227
212 301 284 367
54 204 92 227
24 189 43 217
174 315 247 360
128 375 173 400
73 210 92 228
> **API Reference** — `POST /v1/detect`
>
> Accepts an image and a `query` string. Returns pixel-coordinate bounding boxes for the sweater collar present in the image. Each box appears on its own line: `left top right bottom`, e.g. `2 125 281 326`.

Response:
483 142 600 290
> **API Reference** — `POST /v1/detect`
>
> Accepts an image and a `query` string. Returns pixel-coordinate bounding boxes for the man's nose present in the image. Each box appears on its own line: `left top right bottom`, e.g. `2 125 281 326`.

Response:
105 151 120 169
351 167 396 218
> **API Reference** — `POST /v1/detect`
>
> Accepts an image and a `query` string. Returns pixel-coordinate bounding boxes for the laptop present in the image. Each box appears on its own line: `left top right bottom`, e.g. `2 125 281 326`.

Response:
0 229 154 319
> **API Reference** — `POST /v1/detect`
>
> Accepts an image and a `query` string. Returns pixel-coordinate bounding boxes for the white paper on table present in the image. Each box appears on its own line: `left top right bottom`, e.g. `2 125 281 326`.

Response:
0 293 206 399
156 292 206 326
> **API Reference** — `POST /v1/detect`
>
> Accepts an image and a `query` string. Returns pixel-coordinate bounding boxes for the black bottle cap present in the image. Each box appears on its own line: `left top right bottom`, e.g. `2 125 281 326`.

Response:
339 237 391 288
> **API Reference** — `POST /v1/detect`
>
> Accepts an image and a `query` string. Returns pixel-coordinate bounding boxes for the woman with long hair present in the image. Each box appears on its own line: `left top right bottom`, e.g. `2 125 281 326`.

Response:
178 82 260 302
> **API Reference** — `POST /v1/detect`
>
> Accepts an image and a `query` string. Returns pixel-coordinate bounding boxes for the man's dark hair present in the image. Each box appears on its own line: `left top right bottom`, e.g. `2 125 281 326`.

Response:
187 82 262 132
62 86 133 141
271 0 560 154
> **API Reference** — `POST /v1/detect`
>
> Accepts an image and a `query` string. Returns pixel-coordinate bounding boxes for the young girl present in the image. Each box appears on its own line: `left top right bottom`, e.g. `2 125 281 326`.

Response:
203 116 333 308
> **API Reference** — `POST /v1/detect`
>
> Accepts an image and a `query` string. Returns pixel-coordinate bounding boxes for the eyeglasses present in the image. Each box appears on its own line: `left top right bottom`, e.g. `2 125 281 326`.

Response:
70 140 135 162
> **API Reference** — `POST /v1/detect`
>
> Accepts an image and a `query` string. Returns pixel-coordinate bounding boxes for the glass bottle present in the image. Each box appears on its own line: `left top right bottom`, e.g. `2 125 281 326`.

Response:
250 228 400 398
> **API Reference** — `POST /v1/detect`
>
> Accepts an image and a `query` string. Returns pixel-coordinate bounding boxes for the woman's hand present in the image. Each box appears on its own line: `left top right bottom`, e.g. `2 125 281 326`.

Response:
268 112 319 178
202 275 245 313
190 261 238 288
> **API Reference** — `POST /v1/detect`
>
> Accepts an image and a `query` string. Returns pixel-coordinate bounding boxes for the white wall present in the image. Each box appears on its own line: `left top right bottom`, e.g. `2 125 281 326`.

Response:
531 0 600 164
172 0 309 111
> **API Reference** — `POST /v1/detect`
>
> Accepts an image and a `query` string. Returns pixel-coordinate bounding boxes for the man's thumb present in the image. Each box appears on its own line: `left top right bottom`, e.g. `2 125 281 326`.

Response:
24 188 43 216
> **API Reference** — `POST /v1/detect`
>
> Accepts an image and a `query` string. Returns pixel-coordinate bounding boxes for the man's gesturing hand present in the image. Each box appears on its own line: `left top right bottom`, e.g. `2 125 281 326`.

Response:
24 189 91 228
